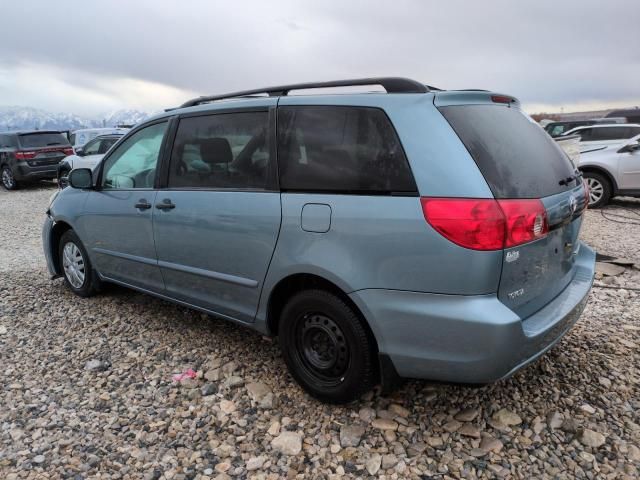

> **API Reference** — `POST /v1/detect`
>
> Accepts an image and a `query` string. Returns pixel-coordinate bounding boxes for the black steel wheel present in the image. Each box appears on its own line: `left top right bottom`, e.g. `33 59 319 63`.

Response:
279 289 377 403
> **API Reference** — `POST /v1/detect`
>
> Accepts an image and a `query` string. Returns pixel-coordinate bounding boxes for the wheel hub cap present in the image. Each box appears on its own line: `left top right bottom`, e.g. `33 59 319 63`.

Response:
299 314 349 379
62 242 85 288
586 178 603 205
2 169 14 188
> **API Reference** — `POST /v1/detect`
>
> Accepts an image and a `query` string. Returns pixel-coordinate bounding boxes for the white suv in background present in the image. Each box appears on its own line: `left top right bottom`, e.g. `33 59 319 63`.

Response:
69 127 130 149
579 134 640 207
564 124 640 153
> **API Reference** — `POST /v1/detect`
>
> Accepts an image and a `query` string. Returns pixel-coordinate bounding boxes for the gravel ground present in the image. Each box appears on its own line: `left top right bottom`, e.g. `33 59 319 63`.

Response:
1 185 639 479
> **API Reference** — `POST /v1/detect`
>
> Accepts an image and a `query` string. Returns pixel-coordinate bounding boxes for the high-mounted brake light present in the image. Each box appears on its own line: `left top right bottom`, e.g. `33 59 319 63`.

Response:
491 95 514 104
15 151 36 160
421 198 548 251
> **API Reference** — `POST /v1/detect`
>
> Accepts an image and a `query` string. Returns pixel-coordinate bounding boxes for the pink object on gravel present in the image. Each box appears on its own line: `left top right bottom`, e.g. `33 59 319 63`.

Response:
172 369 197 382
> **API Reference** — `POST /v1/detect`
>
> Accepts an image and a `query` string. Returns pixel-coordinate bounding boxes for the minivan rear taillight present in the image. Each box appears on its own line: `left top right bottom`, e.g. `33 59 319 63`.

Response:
15 151 36 160
421 198 548 251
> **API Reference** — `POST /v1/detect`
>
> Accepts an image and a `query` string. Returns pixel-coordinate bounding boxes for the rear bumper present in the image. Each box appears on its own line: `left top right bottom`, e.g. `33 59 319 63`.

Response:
349 242 595 383
15 161 57 181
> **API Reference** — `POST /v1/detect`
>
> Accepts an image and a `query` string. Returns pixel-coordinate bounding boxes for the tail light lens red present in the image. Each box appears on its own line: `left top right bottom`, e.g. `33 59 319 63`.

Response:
421 198 548 251
15 151 36 160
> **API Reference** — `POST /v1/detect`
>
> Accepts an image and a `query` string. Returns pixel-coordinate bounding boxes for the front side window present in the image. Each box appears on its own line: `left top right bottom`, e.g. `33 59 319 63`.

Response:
99 138 118 154
277 106 416 194
83 138 101 155
168 112 271 189
101 122 167 189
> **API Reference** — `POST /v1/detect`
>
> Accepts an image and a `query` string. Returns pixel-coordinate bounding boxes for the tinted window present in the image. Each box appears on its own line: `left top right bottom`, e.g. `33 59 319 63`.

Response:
574 128 592 141
439 105 576 198
590 127 631 141
99 138 119 154
277 106 416 194
17 132 70 148
168 112 271 189
101 122 167 189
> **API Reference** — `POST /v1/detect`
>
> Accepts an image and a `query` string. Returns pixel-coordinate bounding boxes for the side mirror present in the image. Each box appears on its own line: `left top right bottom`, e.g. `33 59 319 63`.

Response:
68 168 93 189
75 147 84 156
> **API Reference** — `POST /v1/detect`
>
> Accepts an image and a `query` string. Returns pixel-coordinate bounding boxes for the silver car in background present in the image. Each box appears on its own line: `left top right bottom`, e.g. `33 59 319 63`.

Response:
579 134 640 207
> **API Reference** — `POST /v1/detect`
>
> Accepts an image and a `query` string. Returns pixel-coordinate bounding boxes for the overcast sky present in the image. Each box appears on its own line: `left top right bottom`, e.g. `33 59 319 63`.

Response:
0 0 638 116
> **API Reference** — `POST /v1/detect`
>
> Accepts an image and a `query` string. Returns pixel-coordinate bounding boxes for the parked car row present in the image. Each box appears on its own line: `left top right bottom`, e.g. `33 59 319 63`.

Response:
0 131 73 190
0 127 128 190
42 78 595 403
546 121 640 207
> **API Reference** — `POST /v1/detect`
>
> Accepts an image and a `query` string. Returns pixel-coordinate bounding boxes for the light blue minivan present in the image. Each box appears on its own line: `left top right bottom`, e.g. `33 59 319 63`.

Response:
43 78 595 403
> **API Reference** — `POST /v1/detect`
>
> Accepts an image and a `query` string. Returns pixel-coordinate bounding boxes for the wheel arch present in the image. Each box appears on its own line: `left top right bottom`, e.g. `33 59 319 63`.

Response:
579 165 618 194
49 220 73 276
265 273 377 349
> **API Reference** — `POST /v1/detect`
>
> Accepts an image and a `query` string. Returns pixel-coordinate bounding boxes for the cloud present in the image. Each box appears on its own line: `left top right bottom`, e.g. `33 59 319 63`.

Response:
0 0 638 114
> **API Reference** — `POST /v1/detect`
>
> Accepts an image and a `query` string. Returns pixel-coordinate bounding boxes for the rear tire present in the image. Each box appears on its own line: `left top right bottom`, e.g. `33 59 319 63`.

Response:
583 172 611 208
1 165 18 190
278 289 378 403
59 230 101 297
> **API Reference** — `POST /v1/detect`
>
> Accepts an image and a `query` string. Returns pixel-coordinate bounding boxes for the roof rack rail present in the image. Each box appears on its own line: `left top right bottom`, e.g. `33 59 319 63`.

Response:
180 77 430 108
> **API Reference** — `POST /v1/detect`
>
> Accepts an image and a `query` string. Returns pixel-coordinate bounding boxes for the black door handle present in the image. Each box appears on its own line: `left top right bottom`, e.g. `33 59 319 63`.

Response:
135 200 152 210
156 199 176 210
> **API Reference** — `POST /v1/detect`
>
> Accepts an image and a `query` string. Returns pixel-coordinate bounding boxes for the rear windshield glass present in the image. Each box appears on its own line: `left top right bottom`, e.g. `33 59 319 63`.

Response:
439 105 577 198
18 132 70 149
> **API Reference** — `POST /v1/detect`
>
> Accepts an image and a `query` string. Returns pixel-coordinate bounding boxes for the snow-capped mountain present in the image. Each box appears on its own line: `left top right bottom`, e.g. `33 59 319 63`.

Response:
0 106 150 132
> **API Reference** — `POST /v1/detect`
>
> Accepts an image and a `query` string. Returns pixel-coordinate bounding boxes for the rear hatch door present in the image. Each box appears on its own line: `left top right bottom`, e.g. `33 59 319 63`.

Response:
437 96 587 317
18 132 71 166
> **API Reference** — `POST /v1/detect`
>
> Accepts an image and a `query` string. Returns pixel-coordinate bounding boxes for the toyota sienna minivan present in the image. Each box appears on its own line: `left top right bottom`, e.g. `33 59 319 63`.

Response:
43 78 595 403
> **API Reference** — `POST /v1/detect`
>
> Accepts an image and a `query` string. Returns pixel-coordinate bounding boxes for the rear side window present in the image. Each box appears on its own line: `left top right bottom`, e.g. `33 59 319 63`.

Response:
168 112 272 190
18 132 70 148
277 106 417 194
590 127 631 141
439 105 576 199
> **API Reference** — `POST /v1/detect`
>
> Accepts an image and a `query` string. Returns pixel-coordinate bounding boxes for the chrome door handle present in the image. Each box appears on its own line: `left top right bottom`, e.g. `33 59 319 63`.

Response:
135 200 152 210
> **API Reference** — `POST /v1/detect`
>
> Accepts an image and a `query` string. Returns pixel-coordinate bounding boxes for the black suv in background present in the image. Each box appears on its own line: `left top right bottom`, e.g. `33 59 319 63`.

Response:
0 131 73 190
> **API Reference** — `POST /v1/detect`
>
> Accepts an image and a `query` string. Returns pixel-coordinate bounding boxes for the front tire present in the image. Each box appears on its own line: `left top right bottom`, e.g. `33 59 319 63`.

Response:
583 172 611 208
58 167 70 188
59 230 101 297
1 165 18 190
278 289 378 403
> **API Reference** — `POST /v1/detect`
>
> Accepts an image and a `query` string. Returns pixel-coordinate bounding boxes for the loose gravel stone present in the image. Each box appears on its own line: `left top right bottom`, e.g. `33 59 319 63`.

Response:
579 428 607 448
339 424 365 447
454 407 479 422
271 432 302 455
492 408 522 426
371 418 398 431
1 186 639 479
